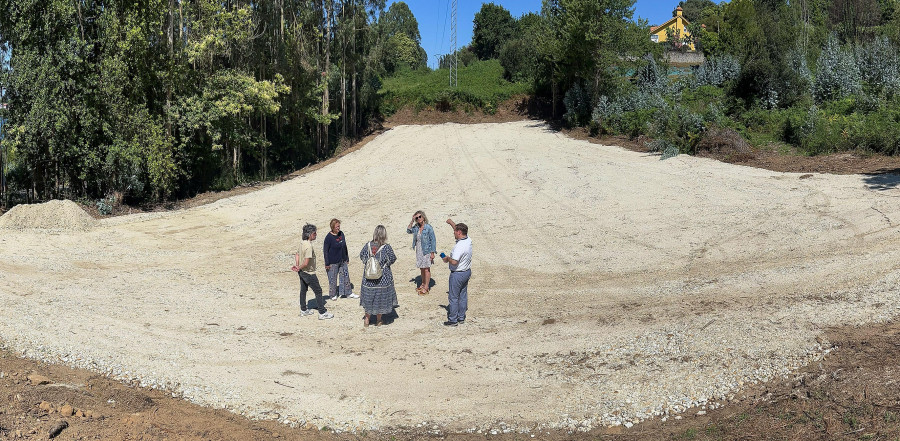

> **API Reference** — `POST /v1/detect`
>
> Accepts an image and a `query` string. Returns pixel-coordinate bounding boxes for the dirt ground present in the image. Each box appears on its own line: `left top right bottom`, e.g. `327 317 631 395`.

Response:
3 107 900 440
2 320 898 440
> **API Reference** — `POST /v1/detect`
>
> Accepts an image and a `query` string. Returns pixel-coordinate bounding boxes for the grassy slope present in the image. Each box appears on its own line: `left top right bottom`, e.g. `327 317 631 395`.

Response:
379 59 531 115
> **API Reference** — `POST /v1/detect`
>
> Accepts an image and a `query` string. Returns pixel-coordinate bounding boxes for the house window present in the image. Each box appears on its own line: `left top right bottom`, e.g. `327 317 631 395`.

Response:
651 34 659 42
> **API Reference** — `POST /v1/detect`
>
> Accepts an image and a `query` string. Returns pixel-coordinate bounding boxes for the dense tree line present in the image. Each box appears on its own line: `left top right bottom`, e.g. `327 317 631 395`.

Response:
5 0 897 207
0 0 427 205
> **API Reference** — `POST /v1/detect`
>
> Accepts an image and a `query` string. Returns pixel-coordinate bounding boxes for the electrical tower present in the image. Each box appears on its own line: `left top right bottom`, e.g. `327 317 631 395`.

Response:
450 0 458 88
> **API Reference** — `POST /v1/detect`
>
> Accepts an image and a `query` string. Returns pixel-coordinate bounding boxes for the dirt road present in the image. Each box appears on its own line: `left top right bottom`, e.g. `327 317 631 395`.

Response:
1 121 899 433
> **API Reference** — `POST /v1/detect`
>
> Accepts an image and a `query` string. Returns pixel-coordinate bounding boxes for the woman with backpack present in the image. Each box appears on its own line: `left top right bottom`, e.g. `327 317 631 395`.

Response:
359 225 398 327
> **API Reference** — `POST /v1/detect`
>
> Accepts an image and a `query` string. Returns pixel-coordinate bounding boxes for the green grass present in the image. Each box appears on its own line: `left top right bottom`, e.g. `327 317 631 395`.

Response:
379 59 531 115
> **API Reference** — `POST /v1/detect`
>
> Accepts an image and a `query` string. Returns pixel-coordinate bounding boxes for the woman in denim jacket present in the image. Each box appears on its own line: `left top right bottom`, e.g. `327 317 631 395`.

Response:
407 210 436 295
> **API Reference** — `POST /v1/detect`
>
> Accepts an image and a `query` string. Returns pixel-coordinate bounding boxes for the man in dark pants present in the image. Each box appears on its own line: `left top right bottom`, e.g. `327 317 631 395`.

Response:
441 219 471 327
292 223 334 320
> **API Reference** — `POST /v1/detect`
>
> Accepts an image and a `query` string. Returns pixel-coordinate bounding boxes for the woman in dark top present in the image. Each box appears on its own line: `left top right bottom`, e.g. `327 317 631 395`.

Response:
359 225 398 327
323 218 356 300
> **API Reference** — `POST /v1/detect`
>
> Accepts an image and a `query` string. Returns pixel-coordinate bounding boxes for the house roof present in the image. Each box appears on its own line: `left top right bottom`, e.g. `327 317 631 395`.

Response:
650 14 691 34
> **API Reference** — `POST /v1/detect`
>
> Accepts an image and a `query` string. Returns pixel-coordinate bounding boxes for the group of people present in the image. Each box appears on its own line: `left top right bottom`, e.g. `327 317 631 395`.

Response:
291 211 472 327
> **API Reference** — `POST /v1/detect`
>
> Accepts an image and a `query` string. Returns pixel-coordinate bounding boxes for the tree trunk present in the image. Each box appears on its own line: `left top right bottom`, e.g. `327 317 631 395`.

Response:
320 0 333 157
340 1 347 138
341 68 347 138
352 69 357 138
261 114 267 181
551 80 558 119
166 0 175 141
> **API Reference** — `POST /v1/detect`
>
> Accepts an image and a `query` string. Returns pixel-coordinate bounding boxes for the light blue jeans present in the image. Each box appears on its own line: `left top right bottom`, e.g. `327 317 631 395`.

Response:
326 261 352 297
447 269 471 323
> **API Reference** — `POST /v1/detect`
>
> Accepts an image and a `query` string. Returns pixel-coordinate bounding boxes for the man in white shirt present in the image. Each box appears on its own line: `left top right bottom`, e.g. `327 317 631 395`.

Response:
441 219 471 327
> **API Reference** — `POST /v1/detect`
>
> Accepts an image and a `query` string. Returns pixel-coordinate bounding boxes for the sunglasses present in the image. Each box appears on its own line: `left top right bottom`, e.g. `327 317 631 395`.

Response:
415 215 422 220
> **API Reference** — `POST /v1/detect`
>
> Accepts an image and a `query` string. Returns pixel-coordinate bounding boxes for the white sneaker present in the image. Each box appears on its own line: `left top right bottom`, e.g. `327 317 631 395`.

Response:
318 312 334 320
300 309 315 316
347 293 359 299
330 295 339 300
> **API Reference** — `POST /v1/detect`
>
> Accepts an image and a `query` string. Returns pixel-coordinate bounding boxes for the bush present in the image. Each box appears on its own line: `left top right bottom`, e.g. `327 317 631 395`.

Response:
814 35 862 103
695 55 741 87
619 89 666 112
646 138 680 160
785 47 812 95
592 95 624 134
856 36 900 98
620 109 655 139
563 82 592 126
635 55 667 94
499 38 539 82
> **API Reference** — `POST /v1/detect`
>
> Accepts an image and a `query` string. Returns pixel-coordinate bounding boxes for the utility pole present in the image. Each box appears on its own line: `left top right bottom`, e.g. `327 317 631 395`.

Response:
450 0 458 88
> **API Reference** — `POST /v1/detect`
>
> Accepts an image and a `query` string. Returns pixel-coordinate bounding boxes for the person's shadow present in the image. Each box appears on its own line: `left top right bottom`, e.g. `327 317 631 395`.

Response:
409 276 436 291
379 309 400 326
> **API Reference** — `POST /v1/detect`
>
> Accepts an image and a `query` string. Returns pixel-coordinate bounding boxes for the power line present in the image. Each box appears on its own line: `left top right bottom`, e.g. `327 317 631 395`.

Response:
450 0 457 87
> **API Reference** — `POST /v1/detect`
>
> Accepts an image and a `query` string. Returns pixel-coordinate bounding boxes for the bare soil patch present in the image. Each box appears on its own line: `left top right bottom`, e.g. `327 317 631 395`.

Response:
3 320 898 440
3 104 900 440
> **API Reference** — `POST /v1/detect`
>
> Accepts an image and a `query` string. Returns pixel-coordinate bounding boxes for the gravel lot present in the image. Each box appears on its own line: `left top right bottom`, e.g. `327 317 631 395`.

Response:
1 121 899 434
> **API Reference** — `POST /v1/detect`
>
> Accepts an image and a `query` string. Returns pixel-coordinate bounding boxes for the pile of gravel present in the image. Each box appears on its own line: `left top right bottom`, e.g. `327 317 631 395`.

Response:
0 200 97 231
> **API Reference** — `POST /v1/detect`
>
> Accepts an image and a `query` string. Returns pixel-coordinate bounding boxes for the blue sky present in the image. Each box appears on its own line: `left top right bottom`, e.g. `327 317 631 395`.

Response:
392 0 684 68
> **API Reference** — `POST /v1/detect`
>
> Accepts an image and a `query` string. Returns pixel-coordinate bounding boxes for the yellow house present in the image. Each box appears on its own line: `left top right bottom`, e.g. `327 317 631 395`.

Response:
650 7 695 51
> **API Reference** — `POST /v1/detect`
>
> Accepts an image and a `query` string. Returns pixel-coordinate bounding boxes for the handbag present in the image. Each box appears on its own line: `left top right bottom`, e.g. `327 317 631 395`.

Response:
364 242 384 280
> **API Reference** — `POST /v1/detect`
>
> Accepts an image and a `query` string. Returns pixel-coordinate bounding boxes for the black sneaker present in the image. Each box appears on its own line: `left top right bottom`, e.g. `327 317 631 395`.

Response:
442 321 458 327
458 319 465 324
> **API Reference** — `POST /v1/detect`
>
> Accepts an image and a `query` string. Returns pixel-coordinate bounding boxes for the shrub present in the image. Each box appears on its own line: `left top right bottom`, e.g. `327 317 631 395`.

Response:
681 85 726 110
814 35 862 102
563 82 592 126
499 38 539 82
592 95 624 133
786 47 813 95
646 138 680 160
856 36 900 98
620 109 655 139
619 89 666 112
695 55 741 87
635 54 667 94
702 103 726 126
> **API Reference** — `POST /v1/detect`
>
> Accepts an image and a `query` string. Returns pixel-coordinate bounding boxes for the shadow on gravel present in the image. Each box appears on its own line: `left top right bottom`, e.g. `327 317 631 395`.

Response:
409 276 437 291
863 169 900 191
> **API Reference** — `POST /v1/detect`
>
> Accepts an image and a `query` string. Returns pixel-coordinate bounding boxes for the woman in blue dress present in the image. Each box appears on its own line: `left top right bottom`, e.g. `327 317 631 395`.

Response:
359 225 398 327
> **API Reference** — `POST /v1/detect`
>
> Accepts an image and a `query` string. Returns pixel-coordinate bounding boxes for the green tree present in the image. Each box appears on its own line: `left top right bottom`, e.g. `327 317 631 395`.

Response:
375 1 426 73
472 3 517 60
678 0 716 22
721 0 809 107
385 32 427 71
539 0 655 118
499 13 542 81
379 1 421 44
